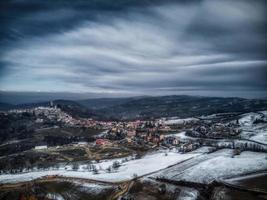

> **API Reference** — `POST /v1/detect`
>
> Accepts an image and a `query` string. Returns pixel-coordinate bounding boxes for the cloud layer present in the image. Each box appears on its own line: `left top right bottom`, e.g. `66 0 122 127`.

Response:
1 0 267 98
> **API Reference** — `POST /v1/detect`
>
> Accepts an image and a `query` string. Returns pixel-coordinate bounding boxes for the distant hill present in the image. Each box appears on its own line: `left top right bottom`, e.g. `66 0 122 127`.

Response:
89 95 267 120
53 100 100 119
0 91 135 105
77 96 146 109
1 95 267 120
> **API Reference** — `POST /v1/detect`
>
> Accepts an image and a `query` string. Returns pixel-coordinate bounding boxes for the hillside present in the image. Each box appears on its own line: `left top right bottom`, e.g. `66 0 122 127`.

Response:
91 96 267 120
1 95 267 120
0 100 99 119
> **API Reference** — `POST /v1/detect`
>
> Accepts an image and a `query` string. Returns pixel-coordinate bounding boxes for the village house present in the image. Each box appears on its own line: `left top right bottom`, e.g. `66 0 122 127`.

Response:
34 145 48 150
76 141 88 147
126 137 132 143
95 139 111 146
127 130 136 137
164 136 179 146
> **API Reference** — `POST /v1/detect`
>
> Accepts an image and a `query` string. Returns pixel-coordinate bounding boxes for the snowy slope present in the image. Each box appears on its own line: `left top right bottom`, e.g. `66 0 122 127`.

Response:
155 150 267 184
0 150 200 184
239 111 267 144
165 118 199 125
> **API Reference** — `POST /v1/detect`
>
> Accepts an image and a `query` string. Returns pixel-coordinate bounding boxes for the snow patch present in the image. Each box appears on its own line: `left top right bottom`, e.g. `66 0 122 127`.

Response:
165 118 199 125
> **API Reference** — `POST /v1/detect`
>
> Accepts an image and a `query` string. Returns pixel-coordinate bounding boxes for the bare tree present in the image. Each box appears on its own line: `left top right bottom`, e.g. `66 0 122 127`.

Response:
112 161 121 170
92 165 99 174
71 163 79 171
106 166 112 173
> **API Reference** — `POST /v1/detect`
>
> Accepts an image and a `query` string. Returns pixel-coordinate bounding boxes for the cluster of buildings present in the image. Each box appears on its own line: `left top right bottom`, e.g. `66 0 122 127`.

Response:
8 104 203 153
92 120 200 152
8 104 76 125
188 121 241 138
8 104 242 153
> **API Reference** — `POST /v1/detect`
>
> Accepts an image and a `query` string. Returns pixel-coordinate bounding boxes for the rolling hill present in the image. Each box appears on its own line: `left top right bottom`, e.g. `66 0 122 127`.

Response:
1 95 267 120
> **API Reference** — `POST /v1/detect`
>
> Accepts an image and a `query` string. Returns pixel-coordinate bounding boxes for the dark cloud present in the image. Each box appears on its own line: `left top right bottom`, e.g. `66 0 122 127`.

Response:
0 0 266 98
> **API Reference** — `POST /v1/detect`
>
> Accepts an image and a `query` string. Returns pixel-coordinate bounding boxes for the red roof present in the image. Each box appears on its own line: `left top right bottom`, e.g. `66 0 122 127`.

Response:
96 139 109 145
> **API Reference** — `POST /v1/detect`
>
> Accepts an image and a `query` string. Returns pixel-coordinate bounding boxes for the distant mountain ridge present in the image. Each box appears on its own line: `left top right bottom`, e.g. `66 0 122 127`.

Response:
89 95 267 120
1 95 267 120
77 96 147 109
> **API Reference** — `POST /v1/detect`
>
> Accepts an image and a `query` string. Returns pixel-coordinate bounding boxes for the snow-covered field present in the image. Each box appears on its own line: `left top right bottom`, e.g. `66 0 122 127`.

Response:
165 131 189 139
43 181 113 199
142 177 199 200
0 150 200 184
164 131 197 143
250 130 267 143
76 182 113 194
155 150 267 184
225 172 267 183
239 111 267 144
164 118 199 125
178 188 199 200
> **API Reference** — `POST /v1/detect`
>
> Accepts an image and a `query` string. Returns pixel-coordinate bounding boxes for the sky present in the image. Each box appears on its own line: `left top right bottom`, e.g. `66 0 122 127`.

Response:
0 0 267 98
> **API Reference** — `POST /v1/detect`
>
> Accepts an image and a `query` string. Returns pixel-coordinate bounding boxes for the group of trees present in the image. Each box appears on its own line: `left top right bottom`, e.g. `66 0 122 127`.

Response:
203 140 267 153
69 162 99 174
105 130 127 140
0 152 142 176
68 160 122 174
68 159 124 174
0 112 35 143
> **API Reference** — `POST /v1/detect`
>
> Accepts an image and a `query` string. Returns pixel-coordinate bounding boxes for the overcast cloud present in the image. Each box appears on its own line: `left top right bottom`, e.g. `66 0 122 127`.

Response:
0 0 267 98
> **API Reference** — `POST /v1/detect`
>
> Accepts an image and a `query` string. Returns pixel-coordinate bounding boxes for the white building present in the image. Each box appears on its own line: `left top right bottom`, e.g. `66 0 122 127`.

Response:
34 145 48 150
